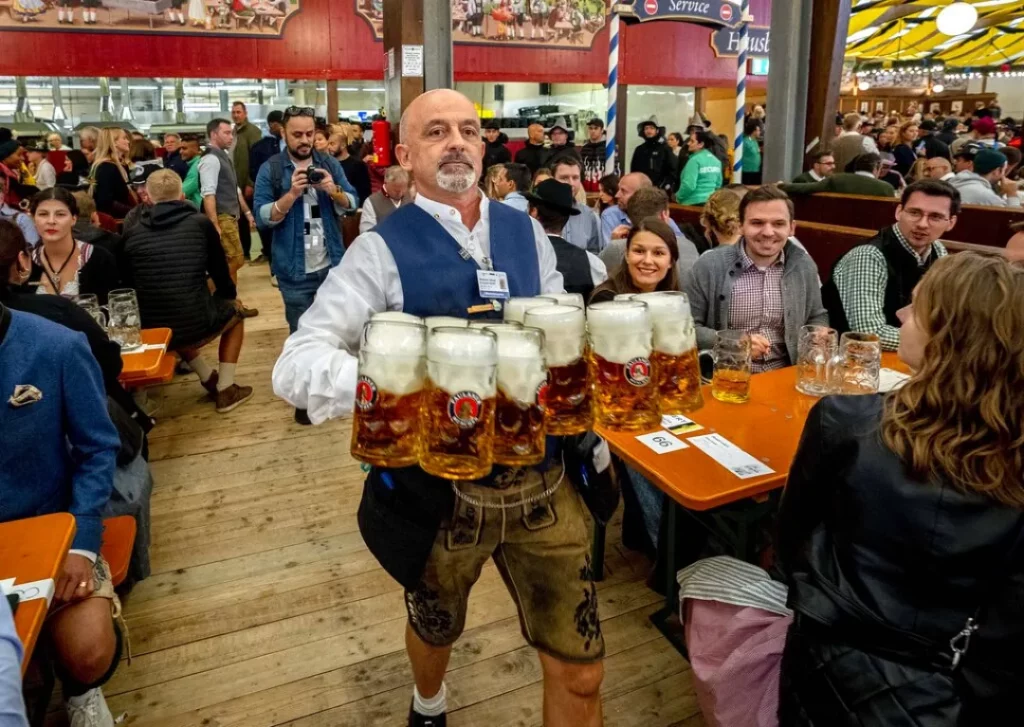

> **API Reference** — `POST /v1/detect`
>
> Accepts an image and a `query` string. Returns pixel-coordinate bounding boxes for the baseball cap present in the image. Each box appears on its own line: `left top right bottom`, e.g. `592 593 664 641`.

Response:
129 162 162 186
954 142 981 161
973 149 1008 176
919 119 937 131
973 117 997 136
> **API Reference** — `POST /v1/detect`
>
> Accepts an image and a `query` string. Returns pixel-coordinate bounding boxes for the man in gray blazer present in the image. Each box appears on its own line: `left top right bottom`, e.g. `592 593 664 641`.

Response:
684 186 827 371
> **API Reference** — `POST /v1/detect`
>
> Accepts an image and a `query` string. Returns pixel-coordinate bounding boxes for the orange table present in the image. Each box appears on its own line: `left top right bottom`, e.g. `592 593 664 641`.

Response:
0 513 76 674
118 327 172 384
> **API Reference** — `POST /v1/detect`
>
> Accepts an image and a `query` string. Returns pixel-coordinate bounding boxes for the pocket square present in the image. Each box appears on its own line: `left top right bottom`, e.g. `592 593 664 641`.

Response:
8 384 42 408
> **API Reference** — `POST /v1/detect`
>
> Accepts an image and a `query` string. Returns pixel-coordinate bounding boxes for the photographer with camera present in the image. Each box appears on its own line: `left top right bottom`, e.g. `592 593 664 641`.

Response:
255 106 359 424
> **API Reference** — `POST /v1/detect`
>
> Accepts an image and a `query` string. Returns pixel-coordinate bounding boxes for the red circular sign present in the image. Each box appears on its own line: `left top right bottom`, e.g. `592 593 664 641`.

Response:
644 0 658 15
355 376 378 412
448 391 483 429
625 357 652 387
720 4 734 21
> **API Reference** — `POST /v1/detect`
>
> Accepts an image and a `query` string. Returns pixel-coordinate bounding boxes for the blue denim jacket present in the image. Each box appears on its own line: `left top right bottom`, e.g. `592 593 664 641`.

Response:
254 150 359 283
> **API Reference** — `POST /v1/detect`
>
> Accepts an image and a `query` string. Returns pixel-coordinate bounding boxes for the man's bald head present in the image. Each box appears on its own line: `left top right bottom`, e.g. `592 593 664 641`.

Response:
396 89 483 201
615 172 652 208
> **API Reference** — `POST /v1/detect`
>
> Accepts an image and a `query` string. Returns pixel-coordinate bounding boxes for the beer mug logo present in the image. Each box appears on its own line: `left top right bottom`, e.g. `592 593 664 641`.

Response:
448 391 484 429
355 376 378 412
624 357 652 387
536 380 550 409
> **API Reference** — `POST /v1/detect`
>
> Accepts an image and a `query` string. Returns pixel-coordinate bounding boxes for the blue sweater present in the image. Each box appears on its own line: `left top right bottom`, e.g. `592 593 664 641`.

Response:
0 308 118 554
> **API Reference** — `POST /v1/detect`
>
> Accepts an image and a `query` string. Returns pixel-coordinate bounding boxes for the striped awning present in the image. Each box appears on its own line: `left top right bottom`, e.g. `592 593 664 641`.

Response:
846 1 1024 68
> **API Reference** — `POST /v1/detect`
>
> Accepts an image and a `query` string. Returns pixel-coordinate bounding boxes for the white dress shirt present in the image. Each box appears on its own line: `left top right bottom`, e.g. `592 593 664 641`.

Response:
358 193 401 234
272 192 565 424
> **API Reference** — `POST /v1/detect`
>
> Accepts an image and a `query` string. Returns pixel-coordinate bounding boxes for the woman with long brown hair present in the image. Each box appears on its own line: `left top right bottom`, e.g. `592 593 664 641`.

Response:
590 217 679 303
778 252 1024 725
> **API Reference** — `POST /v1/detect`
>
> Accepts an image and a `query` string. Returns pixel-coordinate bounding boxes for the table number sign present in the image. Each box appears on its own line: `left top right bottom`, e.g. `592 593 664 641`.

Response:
635 430 689 455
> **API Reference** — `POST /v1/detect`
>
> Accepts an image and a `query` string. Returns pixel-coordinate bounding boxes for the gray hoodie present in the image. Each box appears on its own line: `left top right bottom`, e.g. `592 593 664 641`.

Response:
948 171 1021 208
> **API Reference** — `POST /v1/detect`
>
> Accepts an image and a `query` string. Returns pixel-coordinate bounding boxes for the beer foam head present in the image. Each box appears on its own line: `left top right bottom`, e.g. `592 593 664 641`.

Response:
523 304 585 368
372 311 423 325
425 316 469 330
546 293 585 308
632 292 696 355
504 296 557 324
469 320 521 329
493 328 547 404
614 293 635 301
360 321 427 395
427 328 497 396
586 301 653 364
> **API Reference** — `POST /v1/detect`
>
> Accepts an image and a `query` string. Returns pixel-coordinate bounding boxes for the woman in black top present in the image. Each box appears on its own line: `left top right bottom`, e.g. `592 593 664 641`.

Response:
778 252 1024 726
28 187 119 304
892 120 921 178
90 127 137 219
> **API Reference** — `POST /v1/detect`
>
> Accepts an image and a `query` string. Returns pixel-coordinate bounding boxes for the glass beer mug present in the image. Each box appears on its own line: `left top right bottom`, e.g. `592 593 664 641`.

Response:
72 293 107 329
492 326 548 466
106 288 143 351
633 291 704 414
420 327 499 480
503 296 557 324
826 332 882 395
795 324 838 396
350 320 428 468
587 300 661 431
704 330 753 404
523 304 592 435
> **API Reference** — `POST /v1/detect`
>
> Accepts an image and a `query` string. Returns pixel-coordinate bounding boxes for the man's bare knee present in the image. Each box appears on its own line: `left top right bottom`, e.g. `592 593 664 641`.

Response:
58 633 116 684
541 656 604 697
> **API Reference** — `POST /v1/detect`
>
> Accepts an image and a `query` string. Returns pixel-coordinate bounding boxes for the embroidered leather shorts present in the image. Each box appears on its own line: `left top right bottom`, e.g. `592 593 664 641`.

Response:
404 465 604 663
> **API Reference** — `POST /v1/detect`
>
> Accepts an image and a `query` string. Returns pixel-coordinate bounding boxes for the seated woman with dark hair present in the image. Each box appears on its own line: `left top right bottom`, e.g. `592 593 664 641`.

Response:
779 252 1024 725
590 216 680 304
27 187 119 304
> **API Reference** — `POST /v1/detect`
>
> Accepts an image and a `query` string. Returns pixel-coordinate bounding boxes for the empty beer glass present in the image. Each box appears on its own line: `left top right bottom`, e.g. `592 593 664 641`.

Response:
492 326 548 466
72 293 107 329
633 291 704 414
707 330 752 404
795 324 838 396
424 316 469 330
587 301 660 431
372 311 423 324
350 320 427 468
106 289 142 351
826 332 882 395
523 304 592 435
504 296 557 324
421 327 498 480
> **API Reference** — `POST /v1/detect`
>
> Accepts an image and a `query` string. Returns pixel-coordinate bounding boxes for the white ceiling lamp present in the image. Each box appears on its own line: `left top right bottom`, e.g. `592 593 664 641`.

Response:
859 80 872 90
932 83 945 93
936 2 979 36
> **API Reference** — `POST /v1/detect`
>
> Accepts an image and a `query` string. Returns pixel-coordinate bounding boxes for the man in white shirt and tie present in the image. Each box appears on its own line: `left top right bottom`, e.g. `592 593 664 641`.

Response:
273 89 604 727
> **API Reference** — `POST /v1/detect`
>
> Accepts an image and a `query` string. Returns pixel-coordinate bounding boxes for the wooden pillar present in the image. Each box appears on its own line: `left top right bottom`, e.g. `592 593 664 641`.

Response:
326 80 338 124
803 0 852 156
383 0 452 134
615 83 628 174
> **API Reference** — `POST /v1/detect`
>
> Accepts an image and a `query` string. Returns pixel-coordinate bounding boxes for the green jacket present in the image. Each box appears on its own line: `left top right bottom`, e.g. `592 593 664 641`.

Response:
181 156 202 208
232 121 263 189
791 171 820 184
781 172 896 199
676 149 723 206
742 135 762 173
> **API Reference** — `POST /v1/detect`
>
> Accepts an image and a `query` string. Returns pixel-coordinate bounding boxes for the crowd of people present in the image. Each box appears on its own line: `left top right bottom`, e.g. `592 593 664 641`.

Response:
0 86 1021 727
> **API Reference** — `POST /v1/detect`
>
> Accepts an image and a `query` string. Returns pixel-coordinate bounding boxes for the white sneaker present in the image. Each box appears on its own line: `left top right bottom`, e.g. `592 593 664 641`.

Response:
67 688 115 727
270 275 279 288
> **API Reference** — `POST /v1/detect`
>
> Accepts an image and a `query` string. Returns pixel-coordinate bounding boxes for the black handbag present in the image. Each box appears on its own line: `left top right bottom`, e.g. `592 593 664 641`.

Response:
356 466 454 591
562 432 621 525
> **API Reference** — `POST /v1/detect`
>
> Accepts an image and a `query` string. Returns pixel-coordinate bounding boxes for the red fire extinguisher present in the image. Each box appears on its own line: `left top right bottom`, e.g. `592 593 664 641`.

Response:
372 119 392 167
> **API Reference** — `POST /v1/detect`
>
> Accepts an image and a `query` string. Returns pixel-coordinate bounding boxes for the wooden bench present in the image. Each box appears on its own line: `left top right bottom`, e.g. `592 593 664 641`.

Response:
100 515 137 588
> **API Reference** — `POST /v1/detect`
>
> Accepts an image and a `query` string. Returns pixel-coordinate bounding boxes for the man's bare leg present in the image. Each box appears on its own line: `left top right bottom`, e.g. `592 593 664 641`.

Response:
406 623 451 699
539 652 604 727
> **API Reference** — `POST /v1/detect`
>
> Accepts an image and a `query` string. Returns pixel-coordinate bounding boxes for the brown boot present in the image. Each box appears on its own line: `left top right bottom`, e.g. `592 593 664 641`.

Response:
240 305 260 318
215 384 254 413
201 371 219 399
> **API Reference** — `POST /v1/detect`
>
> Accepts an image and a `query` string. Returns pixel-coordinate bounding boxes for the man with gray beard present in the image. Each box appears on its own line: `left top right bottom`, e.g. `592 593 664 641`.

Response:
273 90 607 727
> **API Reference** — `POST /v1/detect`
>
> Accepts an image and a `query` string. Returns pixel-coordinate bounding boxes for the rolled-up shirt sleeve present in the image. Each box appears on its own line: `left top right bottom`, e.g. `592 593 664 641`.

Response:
272 234 393 424
198 155 221 199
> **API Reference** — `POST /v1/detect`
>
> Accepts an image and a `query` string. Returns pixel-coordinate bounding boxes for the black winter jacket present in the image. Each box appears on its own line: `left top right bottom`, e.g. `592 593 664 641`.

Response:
630 138 674 190
483 133 512 173
514 142 550 175
778 395 1024 726
119 201 238 350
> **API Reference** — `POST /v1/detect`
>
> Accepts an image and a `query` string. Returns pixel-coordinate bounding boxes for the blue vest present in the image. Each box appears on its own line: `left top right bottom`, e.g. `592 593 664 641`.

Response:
375 201 540 319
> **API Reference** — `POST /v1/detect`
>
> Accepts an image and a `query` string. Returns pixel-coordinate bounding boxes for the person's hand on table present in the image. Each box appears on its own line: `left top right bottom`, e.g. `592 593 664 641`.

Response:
55 553 94 603
749 333 771 359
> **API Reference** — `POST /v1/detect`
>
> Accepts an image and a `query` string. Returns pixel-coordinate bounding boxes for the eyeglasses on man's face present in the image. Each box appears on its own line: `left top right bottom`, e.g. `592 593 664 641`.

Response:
901 207 950 225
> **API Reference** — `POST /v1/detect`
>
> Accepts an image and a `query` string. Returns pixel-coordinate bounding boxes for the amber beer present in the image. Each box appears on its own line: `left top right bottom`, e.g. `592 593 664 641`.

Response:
587 301 660 431
634 291 704 413
492 326 547 466
523 304 592 435
711 369 752 403
420 327 499 480
350 320 428 467
709 330 753 404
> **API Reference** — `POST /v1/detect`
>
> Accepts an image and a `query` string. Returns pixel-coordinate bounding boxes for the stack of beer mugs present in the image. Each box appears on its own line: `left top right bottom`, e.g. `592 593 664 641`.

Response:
349 291 710 475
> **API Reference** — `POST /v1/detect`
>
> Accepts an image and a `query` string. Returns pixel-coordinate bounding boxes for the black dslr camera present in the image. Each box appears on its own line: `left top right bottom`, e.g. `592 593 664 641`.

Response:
305 167 327 185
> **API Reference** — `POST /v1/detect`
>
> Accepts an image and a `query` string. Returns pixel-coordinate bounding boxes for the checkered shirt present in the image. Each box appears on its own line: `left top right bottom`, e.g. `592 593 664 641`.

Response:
729 242 787 373
832 225 947 351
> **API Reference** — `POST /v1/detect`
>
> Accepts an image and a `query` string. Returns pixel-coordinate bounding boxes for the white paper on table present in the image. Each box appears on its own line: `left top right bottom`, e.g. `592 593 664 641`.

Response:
122 343 166 355
7 578 55 606
687 433 775 479
0 579 14 595
878 368 911 393
635 430 689 455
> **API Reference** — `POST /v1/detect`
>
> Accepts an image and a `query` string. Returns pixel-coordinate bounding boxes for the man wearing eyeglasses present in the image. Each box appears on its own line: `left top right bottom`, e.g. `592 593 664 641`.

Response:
821 180 959 350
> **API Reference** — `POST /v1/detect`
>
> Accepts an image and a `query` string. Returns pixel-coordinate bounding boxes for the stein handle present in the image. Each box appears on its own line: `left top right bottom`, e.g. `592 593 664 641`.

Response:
697 349 715 385
825 352 844 394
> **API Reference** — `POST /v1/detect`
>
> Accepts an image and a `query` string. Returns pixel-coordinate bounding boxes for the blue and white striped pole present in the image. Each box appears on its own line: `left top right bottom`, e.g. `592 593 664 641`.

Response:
606 11 619 175
733 0 749 183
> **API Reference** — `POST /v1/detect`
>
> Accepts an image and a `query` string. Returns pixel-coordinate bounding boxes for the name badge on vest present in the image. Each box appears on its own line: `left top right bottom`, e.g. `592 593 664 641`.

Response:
476 270 510 300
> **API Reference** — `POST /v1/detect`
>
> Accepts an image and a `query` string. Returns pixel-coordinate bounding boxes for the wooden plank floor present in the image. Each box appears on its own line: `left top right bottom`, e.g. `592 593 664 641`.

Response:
50 264 705 726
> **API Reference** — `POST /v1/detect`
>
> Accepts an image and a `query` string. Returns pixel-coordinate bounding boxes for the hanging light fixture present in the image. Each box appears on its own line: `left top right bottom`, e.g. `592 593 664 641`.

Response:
859 80 872 91
936 2 978 36
932 83 945 93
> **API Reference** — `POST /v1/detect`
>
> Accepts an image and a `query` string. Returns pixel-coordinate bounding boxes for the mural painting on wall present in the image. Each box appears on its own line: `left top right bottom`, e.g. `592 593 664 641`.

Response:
1 0 301 36
356 0 607 49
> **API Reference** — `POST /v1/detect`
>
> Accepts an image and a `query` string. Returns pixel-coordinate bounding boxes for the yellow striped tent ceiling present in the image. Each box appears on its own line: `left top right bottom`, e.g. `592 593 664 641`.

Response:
847 1 1024 67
